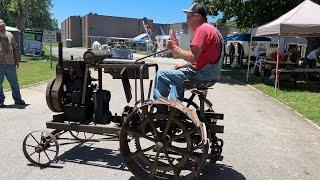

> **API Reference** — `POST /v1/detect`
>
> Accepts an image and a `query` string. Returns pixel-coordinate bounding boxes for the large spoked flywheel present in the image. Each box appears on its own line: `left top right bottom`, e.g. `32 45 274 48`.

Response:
119 98 209 179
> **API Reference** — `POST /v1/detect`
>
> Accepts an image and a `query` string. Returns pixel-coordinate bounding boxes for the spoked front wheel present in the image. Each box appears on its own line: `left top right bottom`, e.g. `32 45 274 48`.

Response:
22 130 59 167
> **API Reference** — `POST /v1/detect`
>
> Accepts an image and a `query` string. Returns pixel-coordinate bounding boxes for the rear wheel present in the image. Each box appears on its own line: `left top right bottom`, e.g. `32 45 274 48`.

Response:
183 94 223 164
119 98 209 179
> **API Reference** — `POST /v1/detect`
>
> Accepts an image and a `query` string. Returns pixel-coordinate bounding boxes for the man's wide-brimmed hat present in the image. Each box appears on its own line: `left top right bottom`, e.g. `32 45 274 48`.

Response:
183 3 208 18
0 19 6 26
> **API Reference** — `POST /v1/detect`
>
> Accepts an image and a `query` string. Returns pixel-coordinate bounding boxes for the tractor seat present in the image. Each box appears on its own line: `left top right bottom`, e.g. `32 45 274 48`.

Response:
183 80 216 90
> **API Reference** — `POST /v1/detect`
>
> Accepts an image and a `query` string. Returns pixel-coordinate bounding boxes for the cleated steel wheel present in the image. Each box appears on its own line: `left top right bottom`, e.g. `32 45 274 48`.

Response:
183 95 223 164
119 98 209 180
22 130 59 167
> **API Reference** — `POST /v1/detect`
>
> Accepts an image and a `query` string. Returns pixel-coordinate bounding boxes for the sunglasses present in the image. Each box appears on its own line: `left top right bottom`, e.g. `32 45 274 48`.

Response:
187 13 202 19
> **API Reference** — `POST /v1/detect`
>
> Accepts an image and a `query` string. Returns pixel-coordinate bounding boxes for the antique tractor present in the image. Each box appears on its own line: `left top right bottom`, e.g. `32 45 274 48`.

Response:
22 43 224 179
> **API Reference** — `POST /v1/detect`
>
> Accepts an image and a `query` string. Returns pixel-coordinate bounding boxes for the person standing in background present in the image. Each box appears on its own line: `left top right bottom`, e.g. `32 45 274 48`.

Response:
0 19 25 107
237 42 244 66
228 42 235 65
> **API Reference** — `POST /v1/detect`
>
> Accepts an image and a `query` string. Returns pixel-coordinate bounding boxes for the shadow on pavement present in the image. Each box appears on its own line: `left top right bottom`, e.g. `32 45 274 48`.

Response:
54 143 128 171
128 163 246 180
200 163 246 180
2 104 30 109
50 143 245 180
218 76 246 86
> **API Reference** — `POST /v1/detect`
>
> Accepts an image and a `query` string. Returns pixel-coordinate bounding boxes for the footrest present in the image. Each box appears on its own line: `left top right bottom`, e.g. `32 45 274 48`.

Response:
217 155 224 161
205 112 224 120
210 125 224 134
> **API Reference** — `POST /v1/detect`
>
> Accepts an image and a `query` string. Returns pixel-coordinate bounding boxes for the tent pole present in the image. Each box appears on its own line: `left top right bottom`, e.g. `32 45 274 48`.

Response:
246 30 253 82
275 35 280 91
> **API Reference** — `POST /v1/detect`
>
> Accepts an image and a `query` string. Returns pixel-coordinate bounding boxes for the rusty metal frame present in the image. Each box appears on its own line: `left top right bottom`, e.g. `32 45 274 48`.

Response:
46 122 121 135
80 63 158 105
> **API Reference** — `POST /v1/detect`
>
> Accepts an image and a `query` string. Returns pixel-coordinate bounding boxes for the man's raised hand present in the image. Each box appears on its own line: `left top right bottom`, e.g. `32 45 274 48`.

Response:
169 29 179 46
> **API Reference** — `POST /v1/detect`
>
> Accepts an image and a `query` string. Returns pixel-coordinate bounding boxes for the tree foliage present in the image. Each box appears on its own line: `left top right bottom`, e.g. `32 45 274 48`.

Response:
0 0 57 31
195 0 320 28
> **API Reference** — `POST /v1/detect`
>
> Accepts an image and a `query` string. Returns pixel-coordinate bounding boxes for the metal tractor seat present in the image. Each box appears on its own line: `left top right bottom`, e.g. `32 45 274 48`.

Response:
183 80 216 120
183 79 215 106
183 80 216 90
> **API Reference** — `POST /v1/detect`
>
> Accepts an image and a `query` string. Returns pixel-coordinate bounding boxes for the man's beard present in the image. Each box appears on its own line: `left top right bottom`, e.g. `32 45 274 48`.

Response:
0 32 5 38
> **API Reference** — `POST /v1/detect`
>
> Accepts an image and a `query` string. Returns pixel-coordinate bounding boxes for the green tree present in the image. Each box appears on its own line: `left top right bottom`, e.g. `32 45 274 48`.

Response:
197 0 320 51
197 0 320 28
0 0 16 26
0 0 57 31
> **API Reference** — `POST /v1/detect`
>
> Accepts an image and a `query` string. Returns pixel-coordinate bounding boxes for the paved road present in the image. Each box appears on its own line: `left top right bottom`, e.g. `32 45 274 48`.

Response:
1 48 320 179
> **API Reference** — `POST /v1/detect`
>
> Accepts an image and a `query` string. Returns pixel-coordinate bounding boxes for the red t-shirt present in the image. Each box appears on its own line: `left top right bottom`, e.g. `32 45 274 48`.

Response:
191 23 222 69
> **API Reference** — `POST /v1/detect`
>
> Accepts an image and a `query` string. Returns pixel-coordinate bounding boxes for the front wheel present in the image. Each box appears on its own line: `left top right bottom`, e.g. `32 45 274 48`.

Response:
22 130 59 167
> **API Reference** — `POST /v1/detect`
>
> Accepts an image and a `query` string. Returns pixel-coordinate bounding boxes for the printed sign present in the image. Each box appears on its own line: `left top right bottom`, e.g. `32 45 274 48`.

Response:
23 29 43 56
43 30 57 43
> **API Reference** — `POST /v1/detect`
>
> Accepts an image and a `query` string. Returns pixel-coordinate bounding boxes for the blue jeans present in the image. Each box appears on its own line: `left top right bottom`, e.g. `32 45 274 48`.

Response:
153 62 222 100
0 64 22 103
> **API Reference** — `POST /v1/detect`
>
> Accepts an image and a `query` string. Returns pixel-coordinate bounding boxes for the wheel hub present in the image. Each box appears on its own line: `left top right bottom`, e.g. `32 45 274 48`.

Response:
154 142 164 151
35 145 45 153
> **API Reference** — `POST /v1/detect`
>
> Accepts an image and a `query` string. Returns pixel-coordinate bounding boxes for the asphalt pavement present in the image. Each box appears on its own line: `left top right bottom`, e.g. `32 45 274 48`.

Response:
0 47 319 180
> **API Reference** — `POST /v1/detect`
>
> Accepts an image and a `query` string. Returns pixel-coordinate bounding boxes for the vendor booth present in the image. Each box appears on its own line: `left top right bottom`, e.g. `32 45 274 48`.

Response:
247 0 320 89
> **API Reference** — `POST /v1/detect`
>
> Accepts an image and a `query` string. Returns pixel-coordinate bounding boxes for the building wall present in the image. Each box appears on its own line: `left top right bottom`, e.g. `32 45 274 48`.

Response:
61 16 82 47
82 14 154 48
61 13 188 48
169 23 189 34
61 20 66 44
153 23 171 36
70 16 82 47
82 15 89 48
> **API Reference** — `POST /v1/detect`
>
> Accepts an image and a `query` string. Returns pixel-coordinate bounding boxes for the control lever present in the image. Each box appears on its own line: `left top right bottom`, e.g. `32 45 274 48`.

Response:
134 49 169 63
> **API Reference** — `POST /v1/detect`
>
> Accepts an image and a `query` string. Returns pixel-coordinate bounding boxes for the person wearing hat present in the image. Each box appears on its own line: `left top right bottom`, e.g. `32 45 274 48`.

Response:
153 3 224 100
0 19 25 107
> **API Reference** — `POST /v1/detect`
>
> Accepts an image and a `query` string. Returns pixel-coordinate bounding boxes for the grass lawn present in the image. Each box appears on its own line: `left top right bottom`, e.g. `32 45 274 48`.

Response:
3 56 57 90
222 67 320 126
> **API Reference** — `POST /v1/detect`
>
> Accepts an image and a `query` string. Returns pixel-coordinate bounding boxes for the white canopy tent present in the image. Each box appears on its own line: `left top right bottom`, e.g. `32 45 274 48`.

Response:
5 26 21 32
247 0 320 89
254 0 320 36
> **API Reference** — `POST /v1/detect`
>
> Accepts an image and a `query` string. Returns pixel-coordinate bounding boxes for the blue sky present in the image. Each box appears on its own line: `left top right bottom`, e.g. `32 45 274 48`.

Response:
51 0 220 27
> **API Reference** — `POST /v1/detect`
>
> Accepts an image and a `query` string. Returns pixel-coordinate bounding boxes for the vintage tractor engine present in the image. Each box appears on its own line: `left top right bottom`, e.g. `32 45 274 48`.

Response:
46 45 114 125
46 59 95 124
